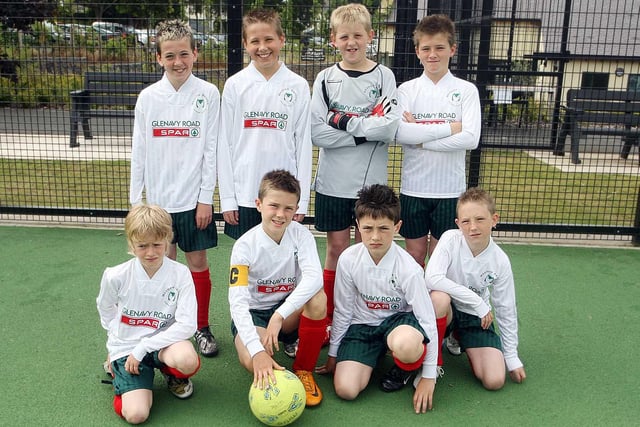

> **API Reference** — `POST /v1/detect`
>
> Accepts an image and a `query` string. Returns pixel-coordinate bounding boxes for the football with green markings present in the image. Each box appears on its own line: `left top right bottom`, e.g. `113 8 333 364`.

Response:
248 369 306 426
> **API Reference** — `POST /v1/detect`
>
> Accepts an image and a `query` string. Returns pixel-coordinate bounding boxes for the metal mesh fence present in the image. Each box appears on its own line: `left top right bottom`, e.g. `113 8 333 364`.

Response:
0 0 638 244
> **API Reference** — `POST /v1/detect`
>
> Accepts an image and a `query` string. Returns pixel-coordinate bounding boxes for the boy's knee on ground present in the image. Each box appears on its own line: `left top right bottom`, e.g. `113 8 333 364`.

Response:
334 378 361 401
119 391 152 425
480 372 505 391
122 406 150 425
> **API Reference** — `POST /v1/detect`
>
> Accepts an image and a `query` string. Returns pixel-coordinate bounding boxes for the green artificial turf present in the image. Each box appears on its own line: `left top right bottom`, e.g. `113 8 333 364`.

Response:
1 226 639 426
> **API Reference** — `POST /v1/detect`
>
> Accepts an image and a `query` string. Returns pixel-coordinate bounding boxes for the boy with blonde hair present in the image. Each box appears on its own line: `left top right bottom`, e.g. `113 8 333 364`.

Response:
228 170 328 406
217 8 312 240
98 204 200 424
130 19 220 357
310 2 401 332
426 187 527 390
317 185 438 414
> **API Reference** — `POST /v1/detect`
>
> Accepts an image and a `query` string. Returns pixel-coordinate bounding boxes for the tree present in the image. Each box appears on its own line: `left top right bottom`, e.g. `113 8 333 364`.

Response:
0 0 58 30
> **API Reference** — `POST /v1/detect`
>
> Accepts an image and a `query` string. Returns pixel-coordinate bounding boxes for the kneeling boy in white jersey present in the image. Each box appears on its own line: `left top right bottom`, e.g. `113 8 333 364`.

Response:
317 184 438 414
425 187 527 390
228 170 328 407
97 205 200 424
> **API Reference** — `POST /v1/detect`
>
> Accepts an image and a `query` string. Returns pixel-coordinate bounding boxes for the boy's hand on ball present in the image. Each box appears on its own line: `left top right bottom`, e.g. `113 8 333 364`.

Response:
252 352 284 390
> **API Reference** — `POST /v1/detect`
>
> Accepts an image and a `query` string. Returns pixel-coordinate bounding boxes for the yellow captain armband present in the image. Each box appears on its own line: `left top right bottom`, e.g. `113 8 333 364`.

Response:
229 265 249 287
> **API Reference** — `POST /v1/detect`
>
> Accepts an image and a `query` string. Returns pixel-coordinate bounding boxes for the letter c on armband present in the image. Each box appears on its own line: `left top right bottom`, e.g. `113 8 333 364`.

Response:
229 265 249 287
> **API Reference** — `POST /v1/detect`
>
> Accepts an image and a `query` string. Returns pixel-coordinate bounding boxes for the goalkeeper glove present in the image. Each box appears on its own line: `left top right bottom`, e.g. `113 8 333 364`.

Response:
327 111 351 131
371 96 392 117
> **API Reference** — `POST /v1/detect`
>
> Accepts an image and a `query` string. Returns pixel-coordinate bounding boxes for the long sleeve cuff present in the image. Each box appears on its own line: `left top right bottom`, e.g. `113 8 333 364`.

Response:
328 344 339 358
275 300 296 322
505 355 523 372
131 344 147 362
198 189 214 205
247 339 265 358
475 301 491 318
421 363 438 380
220 197 239 212
297 199 309 215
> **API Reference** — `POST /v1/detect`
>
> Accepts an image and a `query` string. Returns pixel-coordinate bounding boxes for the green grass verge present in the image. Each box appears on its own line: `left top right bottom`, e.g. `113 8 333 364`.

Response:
1 149 638 226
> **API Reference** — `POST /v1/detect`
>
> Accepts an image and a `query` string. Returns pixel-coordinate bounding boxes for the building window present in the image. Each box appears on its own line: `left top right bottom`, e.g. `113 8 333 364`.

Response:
581 72 609 89
628 74 640 92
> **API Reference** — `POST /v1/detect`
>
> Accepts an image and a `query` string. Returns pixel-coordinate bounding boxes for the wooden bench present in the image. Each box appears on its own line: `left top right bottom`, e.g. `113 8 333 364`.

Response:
554 89 640 164
69 72 164 147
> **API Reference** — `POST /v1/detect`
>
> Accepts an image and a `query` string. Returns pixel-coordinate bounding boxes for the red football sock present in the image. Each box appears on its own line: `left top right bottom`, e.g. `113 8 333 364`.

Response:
113 395 123 418
323 269 336 321
293 315 327 372
191 269 212 329
161 357 201 378
393 343 427 371
436 316 448 366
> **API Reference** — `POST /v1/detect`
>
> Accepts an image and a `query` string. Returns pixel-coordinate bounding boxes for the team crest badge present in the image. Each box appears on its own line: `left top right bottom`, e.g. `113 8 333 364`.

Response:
193 95 207 113
163 287 179 306
481 271 497 287
279 88 296 106
364 84 382 102
447 89 463 106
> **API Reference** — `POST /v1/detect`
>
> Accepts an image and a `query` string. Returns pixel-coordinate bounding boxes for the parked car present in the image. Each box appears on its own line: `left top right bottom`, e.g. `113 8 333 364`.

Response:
92 21 133 38
134 28 156 49
39 20 63 42
192 32 210 47
91 26 117 41
210 33 227 44
58 23 90 41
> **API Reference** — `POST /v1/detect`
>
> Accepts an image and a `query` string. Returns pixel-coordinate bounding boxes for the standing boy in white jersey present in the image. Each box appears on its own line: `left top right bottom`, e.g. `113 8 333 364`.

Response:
317 184 438 414
228 170 328 407
395 15 481 365
217 8 312 240
395 14 481 264
129 20 220 358
426 187 527 389
97 204 200 424
310 3 401 331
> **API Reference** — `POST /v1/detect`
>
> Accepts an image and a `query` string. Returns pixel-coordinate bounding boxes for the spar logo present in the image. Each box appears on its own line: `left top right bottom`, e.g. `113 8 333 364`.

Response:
243 111 288 131
257 284 295 293
120 315 166 329
120 307 173 329
243 118 286 131
152 127 200 137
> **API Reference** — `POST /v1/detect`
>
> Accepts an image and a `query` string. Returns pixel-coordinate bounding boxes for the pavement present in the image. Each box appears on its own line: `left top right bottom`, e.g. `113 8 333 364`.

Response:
2 108 637 173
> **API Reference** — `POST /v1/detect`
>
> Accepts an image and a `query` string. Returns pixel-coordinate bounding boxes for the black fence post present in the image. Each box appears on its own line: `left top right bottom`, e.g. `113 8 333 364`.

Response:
227 0 243 77
392 0 419 85
468 0 493 189
551 0 573 154
633 186 640 246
